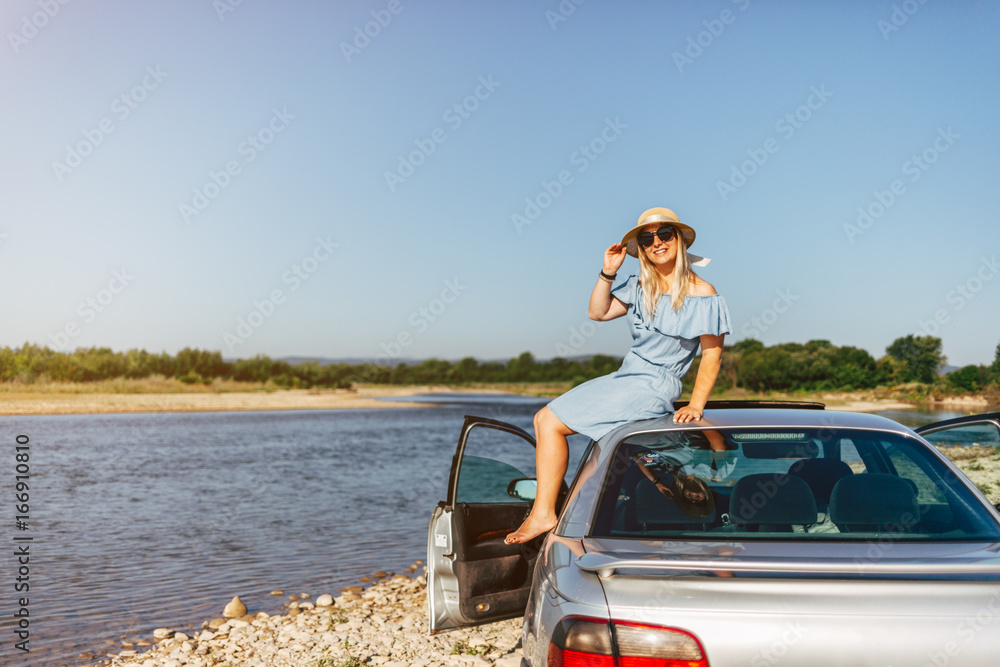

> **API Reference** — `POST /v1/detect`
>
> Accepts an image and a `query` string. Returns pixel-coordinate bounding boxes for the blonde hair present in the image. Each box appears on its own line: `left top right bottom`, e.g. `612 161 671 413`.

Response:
637 226 695 317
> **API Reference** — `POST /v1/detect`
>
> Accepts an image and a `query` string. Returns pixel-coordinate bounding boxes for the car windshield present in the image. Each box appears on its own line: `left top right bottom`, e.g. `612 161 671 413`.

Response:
591 427 1000 541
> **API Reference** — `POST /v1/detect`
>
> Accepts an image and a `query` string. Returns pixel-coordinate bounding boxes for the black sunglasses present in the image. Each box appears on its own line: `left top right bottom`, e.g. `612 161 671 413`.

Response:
637 226 676 247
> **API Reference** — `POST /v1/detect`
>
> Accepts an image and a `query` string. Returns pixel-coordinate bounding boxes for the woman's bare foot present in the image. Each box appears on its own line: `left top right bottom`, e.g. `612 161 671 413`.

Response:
505 511 557 545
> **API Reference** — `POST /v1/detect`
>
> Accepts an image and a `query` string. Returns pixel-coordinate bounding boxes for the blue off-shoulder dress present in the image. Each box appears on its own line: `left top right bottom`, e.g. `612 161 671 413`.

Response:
547 275 732 441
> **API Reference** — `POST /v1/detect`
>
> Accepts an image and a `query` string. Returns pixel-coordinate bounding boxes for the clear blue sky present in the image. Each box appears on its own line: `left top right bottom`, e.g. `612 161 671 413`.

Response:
2 1 998 368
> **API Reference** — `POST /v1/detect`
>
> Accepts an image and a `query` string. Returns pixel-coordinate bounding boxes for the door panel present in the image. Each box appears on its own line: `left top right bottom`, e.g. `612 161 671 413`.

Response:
428 415 555 632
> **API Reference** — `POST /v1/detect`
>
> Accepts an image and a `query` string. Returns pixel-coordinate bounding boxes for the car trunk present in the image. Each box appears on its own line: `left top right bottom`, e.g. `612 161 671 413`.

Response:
582 538 1000 667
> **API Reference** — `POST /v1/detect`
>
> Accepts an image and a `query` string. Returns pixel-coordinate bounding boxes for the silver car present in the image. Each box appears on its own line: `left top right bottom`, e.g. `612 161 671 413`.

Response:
427 403 1000 666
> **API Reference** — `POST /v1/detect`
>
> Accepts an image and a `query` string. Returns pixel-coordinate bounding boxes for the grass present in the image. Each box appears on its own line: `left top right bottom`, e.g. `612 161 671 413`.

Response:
0 376 284 395
325 608 349 628
308 639 363 667
452 641 496 656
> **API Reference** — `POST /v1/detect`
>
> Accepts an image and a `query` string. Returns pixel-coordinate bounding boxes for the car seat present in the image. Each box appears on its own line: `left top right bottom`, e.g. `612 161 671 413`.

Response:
828 473 920 533
727 473 818 532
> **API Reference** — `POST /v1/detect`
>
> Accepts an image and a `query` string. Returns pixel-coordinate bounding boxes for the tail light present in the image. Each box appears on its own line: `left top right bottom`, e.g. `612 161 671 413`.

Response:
549 616 709 667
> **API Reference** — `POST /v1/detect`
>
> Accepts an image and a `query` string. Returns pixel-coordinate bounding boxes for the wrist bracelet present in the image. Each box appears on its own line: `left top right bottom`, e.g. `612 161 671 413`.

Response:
599 271 616 283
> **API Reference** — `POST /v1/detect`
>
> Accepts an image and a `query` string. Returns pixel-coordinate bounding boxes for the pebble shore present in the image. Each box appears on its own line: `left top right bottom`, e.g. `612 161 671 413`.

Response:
96 565 523 667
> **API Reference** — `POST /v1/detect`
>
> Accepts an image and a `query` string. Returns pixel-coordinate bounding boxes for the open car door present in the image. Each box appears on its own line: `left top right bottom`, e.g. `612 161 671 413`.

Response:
427 415 563 633
916 411 1000 509
914 411 1000 442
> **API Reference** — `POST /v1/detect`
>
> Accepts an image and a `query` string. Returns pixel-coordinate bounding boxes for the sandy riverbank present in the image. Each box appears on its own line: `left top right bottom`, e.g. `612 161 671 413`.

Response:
0 385 507 416
816 390 991 413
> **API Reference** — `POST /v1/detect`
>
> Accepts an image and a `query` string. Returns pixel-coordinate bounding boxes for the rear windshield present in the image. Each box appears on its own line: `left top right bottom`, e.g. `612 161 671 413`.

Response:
591 428 1000 541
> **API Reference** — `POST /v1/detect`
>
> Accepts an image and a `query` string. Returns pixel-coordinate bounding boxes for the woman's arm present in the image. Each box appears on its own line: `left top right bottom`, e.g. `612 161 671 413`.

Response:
589 243 629 321
632 453 674 496
673 333 724 423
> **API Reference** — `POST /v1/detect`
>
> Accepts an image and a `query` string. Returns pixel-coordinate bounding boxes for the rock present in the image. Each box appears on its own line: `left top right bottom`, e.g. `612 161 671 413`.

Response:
206 617 227 629
269 590 284 595
173 632 189 641
288 607 300 617
223 596 247 618
152 628 173 639
359 576 373 582
340 586 363 594
372 570 388 578
299 593 310 598
315 593 334 607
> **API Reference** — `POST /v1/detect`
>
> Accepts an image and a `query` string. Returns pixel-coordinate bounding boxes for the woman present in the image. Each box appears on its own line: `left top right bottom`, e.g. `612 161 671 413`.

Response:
505 207 731 544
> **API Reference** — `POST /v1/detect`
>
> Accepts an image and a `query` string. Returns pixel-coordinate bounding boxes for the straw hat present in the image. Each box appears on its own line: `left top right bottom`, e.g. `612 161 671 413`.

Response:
620 207 710 266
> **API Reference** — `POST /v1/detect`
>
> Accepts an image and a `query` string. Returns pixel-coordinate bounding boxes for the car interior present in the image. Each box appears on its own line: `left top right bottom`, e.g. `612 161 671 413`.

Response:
595 428 1000 540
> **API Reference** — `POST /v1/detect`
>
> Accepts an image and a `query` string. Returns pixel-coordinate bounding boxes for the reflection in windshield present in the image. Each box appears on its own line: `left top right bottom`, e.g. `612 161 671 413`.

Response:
596 428 1000 541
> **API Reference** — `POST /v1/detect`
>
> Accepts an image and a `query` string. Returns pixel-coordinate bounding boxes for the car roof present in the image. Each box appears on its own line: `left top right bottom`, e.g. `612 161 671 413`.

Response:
599 408 915 443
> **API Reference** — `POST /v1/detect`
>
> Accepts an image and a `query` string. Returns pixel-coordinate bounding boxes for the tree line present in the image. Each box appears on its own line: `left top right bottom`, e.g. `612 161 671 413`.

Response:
1 335 998 394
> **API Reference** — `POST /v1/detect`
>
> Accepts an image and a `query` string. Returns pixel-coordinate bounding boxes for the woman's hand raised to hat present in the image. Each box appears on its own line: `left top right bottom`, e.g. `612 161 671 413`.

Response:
603 243 627 275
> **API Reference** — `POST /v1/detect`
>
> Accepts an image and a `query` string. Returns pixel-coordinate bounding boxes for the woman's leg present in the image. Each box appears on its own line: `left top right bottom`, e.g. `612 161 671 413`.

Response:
504 406 574 544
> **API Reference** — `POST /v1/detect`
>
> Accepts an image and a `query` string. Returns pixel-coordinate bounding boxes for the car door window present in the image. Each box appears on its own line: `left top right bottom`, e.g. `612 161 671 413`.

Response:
457 456 531 503
921 424 1000 449
455 422 536 504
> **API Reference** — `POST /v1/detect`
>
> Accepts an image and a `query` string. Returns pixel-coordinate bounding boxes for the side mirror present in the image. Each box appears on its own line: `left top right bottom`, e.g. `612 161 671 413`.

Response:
507 478 537 502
